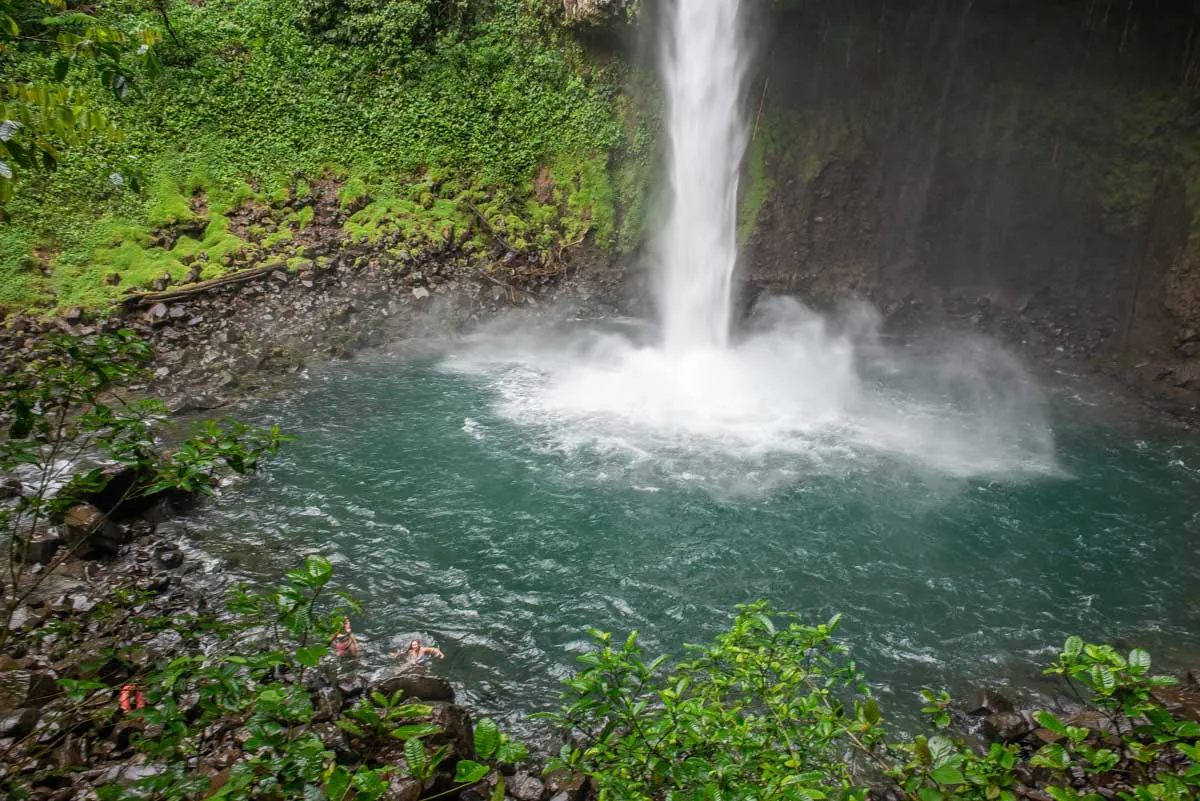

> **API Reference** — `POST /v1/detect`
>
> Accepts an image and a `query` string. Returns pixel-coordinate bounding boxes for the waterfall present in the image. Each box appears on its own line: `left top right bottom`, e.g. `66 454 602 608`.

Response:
658 0 748 351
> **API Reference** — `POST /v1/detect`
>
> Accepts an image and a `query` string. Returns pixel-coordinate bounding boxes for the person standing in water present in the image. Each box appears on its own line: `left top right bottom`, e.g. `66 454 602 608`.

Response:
390 639 444 665
331 618 360 658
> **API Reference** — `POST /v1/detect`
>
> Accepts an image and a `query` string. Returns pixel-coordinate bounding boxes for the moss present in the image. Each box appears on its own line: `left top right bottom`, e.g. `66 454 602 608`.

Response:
52 221 187 309
338 177 369 209
295 206 315 230
739 132 773 244
144 175 197 228
0 227 50 310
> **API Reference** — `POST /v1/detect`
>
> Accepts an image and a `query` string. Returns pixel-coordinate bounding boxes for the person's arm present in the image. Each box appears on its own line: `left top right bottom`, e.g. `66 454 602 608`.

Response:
420 646 445 660
348 634 360 657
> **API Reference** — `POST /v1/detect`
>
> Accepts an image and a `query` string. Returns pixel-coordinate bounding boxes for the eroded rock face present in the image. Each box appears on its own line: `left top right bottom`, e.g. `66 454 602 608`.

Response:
562 0 631 26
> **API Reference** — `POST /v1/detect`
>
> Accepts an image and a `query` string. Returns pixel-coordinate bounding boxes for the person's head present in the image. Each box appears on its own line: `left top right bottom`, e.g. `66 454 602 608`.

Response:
408 639 420 653
342 618 352 633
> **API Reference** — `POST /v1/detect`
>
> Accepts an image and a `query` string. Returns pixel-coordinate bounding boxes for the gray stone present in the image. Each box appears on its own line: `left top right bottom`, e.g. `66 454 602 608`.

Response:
982 712 1031 743
0 708 38 739
154 545 184 570
510 772 546 801
374 669 455 703
23 529 63 565
967 689 1014 716
62 504 125 557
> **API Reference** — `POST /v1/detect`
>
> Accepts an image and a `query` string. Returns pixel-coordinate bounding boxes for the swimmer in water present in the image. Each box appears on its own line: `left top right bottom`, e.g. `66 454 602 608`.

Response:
390 639 444 665
331 618 360 658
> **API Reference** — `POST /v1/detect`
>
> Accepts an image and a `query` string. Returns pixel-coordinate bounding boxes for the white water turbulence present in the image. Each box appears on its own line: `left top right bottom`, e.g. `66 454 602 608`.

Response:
442 0 1058 489
659 0 746 350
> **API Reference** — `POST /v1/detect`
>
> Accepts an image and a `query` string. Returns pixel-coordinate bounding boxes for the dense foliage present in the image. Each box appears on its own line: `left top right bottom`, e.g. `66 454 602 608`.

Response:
0 0 633 311
547 603 1200 801
0 331 285 646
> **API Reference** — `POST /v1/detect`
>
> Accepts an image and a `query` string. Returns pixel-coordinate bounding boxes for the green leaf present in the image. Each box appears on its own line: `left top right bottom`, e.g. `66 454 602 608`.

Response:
404 737 427 779
491 775 506 801
474 717 500 759
1128 648 1151 671
1064 636 1083 659
454 760 490 784
389 723 440 740
863 698 881 725
295 646 327 667
494 741 529 765
929 766 964 785
1034 710 1068 736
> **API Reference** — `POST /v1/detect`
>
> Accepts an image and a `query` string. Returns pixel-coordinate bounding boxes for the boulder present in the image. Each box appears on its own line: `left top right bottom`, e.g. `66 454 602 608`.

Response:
153 545 184 570
966 688 1014 716
62 504 125 557
374 669 455 703
509 772 546 801
22 529 63 565
385 776 422 801
423 701 474 762
545 769 589 801
0 707 39 739
0 669 59 709
982 711 1032 743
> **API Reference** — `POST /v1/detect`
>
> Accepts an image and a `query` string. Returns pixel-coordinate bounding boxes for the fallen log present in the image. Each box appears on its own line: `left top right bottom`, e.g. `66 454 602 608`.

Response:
119 264 281 307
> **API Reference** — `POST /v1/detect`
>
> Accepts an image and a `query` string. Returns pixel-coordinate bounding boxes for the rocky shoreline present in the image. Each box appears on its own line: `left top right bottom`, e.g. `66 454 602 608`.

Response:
0 486 592 801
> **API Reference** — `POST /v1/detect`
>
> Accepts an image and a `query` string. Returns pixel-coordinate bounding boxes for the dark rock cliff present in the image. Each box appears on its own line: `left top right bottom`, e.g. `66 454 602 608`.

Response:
738 0 1200 415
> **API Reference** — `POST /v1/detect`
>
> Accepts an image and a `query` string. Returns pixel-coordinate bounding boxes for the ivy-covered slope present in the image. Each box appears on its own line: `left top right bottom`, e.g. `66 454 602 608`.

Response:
0 0 649 312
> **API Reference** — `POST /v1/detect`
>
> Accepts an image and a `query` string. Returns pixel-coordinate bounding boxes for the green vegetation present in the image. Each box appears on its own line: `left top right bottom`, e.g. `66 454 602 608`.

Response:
0 0 634 313
547 602 1200 801
0 331 286 646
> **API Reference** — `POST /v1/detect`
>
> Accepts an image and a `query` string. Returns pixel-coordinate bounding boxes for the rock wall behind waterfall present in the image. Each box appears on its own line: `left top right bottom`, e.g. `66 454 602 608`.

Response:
736 0 1200 415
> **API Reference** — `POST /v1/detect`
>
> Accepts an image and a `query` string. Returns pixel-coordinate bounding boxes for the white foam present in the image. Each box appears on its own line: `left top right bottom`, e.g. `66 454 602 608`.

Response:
443 298 1059 487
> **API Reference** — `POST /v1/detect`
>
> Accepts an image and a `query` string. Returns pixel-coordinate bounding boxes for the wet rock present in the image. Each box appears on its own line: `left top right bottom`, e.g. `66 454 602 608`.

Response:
509 772 546 801
153 545 183 570
0 474 21 498
23 529 64 565
423 702 474 761
62 504 125 557
374 669 455 704
53 735 85 769
982 712 1032 743
0 708 39 739
147 303 169 326
545 769 588 801
313 684 342 723
337 674 366 700
967 689 1014 716
1151 685 1200 723
0 669 60 708
386 776 422 801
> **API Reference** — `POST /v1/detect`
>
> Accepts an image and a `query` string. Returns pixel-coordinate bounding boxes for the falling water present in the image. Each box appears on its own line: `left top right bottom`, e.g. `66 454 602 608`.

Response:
659 0 747 350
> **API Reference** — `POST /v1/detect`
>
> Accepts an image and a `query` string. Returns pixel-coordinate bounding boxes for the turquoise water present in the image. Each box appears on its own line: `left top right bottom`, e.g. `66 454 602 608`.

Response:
187 321 1200 737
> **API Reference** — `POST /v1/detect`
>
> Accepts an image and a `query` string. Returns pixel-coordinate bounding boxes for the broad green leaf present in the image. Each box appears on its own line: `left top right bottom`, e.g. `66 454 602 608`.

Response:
1033 710 1068 736
1063 636 1083 659
295 646 327 667
389 723 440 740
454 759 490 784
929 766 964 785
474 717 500 759
404 737 427 779
863 698 881 725
1128 648 1151 671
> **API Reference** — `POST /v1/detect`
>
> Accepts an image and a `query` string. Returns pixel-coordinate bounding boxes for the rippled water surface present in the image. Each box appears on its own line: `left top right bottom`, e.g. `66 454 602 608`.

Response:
187 321 1200 734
